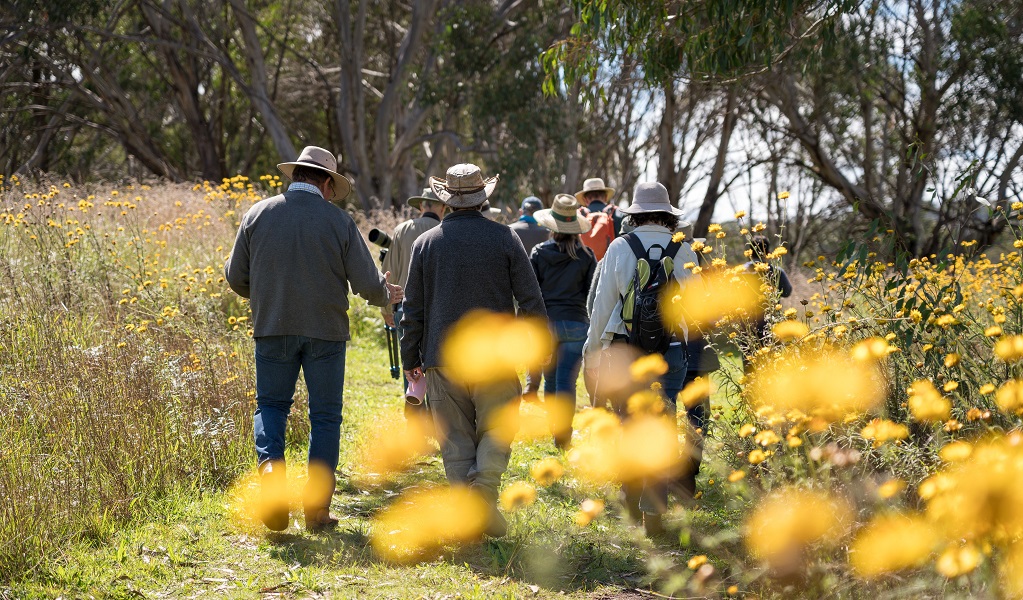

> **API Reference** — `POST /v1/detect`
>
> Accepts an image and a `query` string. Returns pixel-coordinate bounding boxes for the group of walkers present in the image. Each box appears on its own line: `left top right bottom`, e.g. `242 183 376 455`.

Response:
225 144 765 539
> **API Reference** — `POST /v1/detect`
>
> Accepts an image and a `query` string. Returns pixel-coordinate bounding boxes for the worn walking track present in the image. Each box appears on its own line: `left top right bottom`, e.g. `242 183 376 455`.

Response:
10 341 725 599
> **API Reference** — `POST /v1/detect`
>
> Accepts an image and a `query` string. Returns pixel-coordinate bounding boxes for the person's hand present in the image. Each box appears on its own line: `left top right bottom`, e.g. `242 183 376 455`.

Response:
383 271 404 305
382 309 395 328
404 366 424 382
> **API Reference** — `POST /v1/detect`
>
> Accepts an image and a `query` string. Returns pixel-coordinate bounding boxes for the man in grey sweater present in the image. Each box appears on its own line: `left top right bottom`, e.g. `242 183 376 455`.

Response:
225 146 402 532
400 164 546 537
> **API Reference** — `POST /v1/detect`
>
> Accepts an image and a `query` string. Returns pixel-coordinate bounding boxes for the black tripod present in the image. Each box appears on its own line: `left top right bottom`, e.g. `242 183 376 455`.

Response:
385 325 400 380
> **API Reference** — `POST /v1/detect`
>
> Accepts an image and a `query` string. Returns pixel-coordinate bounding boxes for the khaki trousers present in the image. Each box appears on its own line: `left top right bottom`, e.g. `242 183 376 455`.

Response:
426 369 521 500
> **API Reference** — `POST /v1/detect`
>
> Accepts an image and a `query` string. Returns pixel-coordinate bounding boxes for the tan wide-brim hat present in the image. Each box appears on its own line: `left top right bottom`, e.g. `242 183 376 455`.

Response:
535 194 592 234
429 163 499 208
481 200 503 221
619 182 685 218
407 187 441 209
574 177 615 202
277 146 352 200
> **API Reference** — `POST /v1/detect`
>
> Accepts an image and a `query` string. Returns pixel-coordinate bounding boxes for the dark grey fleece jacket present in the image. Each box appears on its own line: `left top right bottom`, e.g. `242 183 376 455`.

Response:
400 210 547 369
224 190 389 341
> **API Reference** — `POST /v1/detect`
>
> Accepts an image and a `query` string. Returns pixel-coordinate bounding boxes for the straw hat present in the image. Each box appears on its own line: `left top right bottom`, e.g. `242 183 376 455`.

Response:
407 187 441 209
428 163 499 208
619 182 685 217
534 194 592 234
574 178 615 202
277 146 352 200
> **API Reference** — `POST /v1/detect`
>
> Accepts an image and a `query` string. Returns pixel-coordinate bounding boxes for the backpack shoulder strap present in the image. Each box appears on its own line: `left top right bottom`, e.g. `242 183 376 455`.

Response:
603 204 616 216
621 233 648 261
664 240 682 261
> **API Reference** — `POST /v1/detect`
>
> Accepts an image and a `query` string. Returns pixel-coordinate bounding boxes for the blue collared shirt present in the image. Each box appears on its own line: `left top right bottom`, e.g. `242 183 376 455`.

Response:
287 181 323 198
518 215 538 225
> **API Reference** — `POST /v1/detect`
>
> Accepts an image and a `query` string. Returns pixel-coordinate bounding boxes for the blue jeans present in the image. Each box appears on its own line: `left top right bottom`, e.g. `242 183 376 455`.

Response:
253 336 347 472
543 320 588 447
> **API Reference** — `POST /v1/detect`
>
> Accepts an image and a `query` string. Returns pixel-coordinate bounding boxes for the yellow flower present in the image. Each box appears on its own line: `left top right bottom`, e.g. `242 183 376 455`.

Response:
778 191 790 200
630 353 669 382
985 325 1003 337
848 514 937 577
627 390 665 415
370 486 489 564
910 309 923 323
944 353 959 368
440 310 552 385
939 441 973 462
994 335 1023 362
728 470 746 482
850 337 889 362
738 423 757 438
734 210 747 219
995 380 1023 415
908 380 951 422
754 430 781 446
574 498 605 526
744 487 851 568
499 481 537 512
943 381 959 392
861 419 909 445
936 544 982 578
772 320 808 342
747 449 767 464
878 479 906 499
687 555 708 569
671 231 686 243
980 383 996 395
678 377 711 409
530 457 564 486
663 270 765 331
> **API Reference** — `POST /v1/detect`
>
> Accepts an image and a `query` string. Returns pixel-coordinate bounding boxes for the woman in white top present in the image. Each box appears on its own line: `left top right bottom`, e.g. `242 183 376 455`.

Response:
584 181 699 536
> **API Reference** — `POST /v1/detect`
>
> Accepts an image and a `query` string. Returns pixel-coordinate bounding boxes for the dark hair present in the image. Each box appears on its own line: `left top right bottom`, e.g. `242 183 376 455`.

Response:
629 211 679 230
552 232 587 260
291 165 331 187
584 191 607 203
750 235 770 260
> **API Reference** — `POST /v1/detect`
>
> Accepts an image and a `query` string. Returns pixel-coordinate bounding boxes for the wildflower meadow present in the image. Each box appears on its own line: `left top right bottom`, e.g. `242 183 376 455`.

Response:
4 175 1023 599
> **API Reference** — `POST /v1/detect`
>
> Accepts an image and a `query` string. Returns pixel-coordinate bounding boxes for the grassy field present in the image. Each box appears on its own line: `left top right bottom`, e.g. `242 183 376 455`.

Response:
6 338 744 599
6 176 1023 599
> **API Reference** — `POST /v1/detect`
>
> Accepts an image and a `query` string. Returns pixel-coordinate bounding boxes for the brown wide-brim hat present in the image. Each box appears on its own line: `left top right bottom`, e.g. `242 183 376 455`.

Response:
429 163 499 208
407 187 441 209
574 177 616 203
535 194 592 234
277 146 353 200
619 182 686 219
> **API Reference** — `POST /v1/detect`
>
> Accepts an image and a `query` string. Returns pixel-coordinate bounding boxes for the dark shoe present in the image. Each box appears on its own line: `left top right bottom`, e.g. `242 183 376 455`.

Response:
621 486 643 523
643 513 665 538
304 508 338 532
259 460 289 531
484 505 508 538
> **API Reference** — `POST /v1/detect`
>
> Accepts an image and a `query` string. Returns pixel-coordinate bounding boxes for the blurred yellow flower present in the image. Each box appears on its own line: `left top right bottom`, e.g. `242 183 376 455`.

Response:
664 270 765 332
985 325 1003 338
371 486 488 564
678 377 711 409
754 430 781 446
530 457 564 487
861 419 909 445
878 479 906 499
778 191 790 200
979 383 996 395
738 423 756 438
944 353 960 367
747 449 767 464
994 336 1023 362
908 380 951 422
688 555 708 569
574 498 605 526
440 310 552 385
942 381 959 392
849 514 937 578
747 348 885 422
353 412 434 486
850 337 890 362
995 380 1023 415
728 470 747 482
772 320 808 342
499 481 537 512
936 544 981 578
744 487 851 568
630 353 668 382
627 389 666 415
939 440 973 462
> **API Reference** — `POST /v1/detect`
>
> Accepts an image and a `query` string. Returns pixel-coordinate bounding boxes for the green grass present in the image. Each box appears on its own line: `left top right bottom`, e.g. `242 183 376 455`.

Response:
5 337 741 599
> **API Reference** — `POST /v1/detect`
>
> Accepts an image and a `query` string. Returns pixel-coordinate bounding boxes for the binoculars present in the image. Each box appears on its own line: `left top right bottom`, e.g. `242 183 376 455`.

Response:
369 228 391 262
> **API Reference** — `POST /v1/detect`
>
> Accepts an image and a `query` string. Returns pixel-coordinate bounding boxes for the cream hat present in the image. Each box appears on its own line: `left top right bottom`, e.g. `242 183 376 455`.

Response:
429 163 499 208
619 182 685 217
277 146 352 200
534 194 592 234
574 177 615 203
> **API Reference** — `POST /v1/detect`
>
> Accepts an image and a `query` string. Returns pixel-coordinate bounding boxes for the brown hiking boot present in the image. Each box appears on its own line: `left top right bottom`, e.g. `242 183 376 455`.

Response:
258 460 290 531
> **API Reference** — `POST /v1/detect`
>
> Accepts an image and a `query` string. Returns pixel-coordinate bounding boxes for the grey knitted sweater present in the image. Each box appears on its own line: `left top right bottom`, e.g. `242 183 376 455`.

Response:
224 190 389 341
400 210 547 369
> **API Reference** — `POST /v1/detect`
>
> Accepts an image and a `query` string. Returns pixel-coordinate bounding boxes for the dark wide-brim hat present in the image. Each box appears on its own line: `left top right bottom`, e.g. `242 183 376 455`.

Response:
429 163 499 208
277 146 353 200
407 187 441 209
534 194 592 234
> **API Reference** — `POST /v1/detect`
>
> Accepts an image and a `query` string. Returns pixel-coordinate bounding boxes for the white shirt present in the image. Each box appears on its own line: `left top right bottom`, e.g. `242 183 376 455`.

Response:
584 224 699 354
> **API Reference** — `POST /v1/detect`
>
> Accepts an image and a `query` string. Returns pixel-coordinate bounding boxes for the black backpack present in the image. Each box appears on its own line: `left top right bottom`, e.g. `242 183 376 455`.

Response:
620 234 682 354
